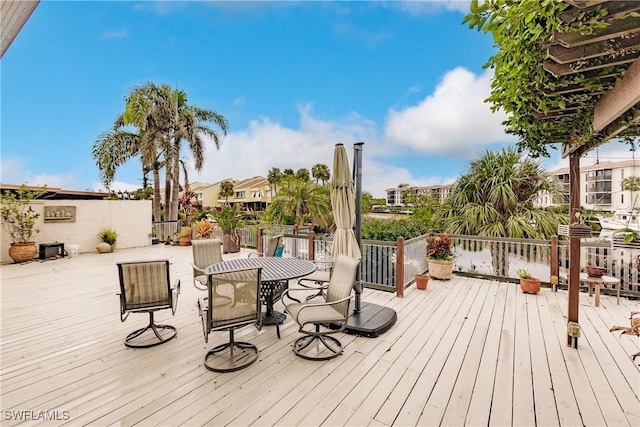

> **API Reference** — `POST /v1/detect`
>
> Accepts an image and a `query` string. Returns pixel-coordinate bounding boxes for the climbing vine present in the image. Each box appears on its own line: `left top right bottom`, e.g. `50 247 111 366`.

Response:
464 0 636 157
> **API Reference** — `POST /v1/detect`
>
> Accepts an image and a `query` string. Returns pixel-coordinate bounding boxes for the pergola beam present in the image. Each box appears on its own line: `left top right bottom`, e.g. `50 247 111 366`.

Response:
554 15 640 48
548 32 640 64
593 58 640 131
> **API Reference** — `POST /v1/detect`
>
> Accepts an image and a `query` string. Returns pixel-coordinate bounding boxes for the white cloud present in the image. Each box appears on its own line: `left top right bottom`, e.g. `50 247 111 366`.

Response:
187 67 514 197
0 158 79 189
384 67 513 156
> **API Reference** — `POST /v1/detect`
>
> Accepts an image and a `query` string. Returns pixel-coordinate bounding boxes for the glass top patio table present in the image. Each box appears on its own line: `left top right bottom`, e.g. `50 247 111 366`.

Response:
205 257 317 331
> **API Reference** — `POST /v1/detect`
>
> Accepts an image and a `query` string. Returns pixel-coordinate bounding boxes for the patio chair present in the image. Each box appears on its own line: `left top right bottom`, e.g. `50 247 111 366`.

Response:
199 267 263 372
192 238 223 290
117 260 180 348
281 254 359 360
249 235 283 257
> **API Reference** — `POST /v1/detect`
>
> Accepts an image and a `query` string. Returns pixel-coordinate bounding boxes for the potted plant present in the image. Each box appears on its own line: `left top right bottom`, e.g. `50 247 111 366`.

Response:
178 189 198 246
192 219 216 239
211 204 244 253
517 268 541 294
415 273 430 290
0 185 46 263
426 231 455 280
97 227 118 253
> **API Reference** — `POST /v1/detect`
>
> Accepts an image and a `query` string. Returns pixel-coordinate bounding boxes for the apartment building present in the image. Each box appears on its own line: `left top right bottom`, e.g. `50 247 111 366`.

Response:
189 179 236 210
219 176 273 212
385 184 453 207
541 159 639 212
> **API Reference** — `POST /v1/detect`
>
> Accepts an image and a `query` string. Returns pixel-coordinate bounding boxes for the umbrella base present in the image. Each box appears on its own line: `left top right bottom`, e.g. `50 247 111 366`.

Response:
333 302 397 338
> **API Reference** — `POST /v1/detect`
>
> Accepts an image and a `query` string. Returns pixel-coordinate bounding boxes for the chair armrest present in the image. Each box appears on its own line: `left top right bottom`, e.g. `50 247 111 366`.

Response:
117 292 129 322
297 278 329 288
171 279 181 314
198 297 209 343
281 287 325 305
248 252 266 257
192 264 206 275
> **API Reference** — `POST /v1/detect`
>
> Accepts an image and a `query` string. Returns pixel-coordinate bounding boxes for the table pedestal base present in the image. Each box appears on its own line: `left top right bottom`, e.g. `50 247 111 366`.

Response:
262 311 286 326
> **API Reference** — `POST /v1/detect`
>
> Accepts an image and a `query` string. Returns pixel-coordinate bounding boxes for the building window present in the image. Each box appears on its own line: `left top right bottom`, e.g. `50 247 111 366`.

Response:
622 194 624 204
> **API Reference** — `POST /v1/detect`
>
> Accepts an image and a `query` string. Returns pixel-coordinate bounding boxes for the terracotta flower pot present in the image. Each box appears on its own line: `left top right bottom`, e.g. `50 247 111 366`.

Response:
415 274 429 290
8 242 37 263
520 277 541 294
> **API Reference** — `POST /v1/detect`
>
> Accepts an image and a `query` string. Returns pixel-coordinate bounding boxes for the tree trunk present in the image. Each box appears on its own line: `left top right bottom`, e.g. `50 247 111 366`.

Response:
170 141 180 222
153 168 161 223
164 171 173 221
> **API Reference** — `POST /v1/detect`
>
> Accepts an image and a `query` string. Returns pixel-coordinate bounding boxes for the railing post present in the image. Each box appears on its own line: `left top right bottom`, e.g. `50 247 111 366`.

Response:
396 236 405 297
308 230 315 261
257 227 263 255
551 235 559 292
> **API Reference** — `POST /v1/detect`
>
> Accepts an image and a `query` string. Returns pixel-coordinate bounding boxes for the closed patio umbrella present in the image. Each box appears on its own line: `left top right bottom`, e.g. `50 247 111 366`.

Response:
330 143 362 261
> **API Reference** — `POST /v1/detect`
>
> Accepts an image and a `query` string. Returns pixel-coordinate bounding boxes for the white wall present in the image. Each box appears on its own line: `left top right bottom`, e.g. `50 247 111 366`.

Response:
1 199 152 264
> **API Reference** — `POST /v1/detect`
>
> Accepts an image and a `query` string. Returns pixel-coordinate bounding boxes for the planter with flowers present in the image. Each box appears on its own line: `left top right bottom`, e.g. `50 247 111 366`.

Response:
211 204 244 253
178 189 198 246
1 185 46 263
426 231 455 280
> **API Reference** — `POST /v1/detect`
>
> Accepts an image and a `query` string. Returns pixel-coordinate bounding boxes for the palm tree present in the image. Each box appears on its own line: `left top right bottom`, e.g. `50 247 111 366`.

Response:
295 168 310 182
92 83 172 223
219 180 234 205
267 176 331 227
162 85 228 221
93 82 228 223
434 147 567 276
311 163 330 185
282 168 294 177
622 177 640 192
267 167 282 196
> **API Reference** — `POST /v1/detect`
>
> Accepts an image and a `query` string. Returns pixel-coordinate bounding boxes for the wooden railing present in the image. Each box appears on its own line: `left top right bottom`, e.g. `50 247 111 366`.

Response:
238 225 640 298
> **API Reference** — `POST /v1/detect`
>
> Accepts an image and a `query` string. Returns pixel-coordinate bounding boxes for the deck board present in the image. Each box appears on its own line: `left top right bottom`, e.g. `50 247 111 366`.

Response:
1 245 639 426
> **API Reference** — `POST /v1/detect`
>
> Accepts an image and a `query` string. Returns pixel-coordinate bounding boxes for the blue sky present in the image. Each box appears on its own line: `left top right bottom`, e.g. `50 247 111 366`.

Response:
1 0 634 198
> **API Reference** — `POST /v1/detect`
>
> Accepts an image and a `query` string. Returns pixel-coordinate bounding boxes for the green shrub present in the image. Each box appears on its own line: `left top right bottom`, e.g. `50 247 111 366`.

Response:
98 228 118 245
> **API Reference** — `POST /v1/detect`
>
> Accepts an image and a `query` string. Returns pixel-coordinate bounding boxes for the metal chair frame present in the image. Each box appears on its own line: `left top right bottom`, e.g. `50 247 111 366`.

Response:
117 260 180 348
282 254 359 360
199 267 263 372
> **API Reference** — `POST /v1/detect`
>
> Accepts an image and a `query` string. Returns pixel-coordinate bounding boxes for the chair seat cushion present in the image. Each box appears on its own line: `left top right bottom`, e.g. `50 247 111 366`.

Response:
287 303 345 326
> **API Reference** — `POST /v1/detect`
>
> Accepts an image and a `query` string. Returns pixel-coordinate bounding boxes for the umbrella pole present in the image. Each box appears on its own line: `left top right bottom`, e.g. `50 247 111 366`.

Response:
353 142 364 313
340 141 397 337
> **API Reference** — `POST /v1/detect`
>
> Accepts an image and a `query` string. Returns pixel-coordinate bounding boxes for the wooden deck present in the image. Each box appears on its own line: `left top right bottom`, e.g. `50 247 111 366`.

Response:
1 244 639 426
